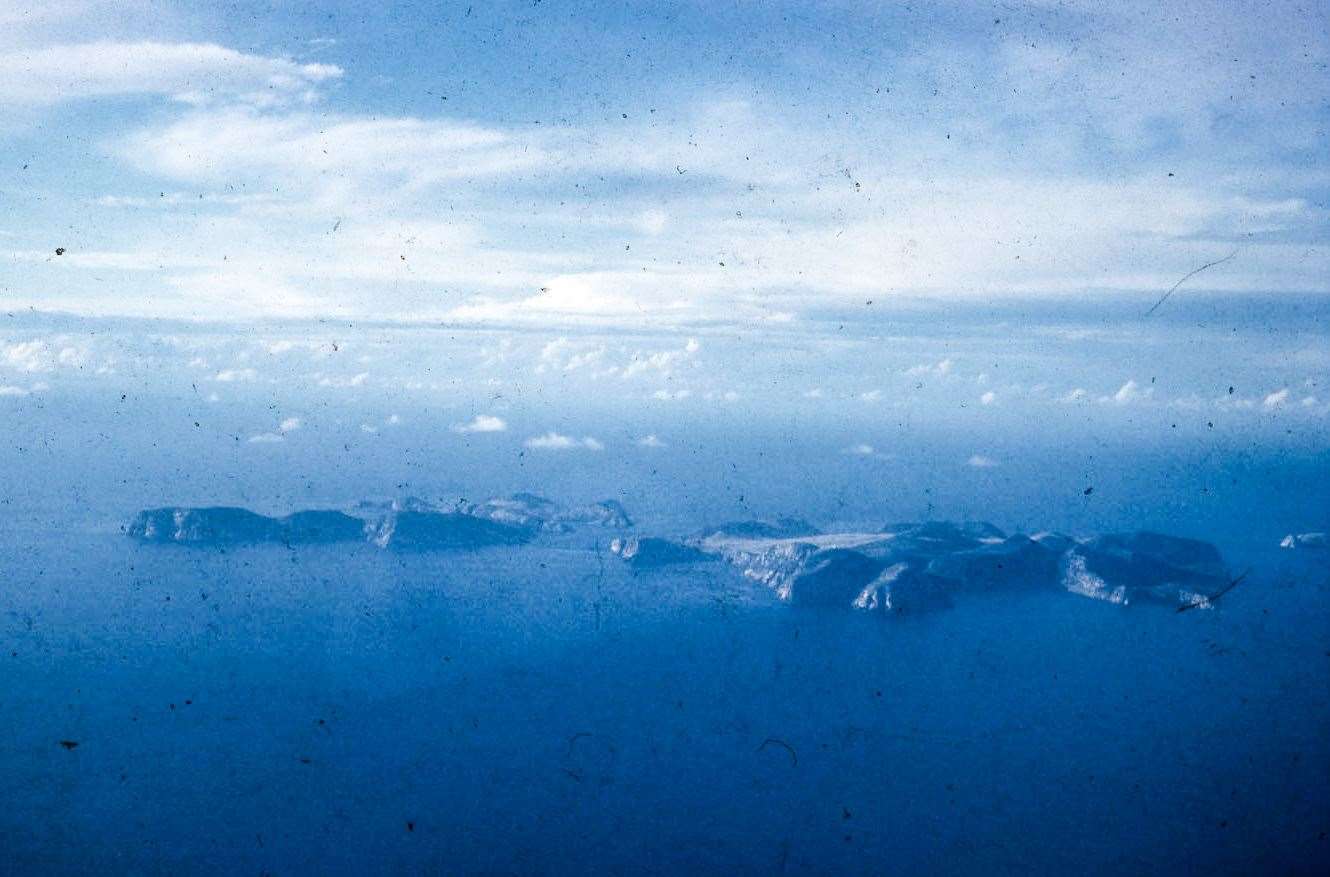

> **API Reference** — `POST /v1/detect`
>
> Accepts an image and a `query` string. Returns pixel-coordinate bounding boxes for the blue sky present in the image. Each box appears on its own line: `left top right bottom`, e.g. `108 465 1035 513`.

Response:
0 1 1327 477
0 0 1326 324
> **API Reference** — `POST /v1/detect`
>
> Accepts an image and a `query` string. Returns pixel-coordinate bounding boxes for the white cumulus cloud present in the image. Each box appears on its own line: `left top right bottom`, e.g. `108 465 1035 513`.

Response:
452 414 508 434
524 431 603 450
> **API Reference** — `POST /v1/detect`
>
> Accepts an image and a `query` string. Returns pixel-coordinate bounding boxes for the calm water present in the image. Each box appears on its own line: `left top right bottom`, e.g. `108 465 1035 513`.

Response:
1 530 1326 875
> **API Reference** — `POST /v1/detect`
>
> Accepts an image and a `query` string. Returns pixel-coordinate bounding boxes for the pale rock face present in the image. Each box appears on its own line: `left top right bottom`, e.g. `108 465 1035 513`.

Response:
609 536 713 569
1280 532 1327 549
693 518 821 540
464 494 634 532
463 493 557 529
129 507 285 545
366 510 532 550
853 563 955 614
784 549 885 607
555 499 634 529
1062 532 1229 607
613 519 1231 616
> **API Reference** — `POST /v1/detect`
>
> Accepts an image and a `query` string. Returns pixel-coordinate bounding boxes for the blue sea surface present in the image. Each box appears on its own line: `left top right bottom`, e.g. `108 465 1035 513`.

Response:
1 520 1326 874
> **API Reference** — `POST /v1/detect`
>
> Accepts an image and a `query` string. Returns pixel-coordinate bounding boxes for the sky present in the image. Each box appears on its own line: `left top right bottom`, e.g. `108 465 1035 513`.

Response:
0 0 1326 325
0 1 1327 523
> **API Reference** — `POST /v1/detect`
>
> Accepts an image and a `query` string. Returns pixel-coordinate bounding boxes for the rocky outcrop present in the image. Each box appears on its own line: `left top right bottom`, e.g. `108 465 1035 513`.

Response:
695 518 821 540
1061 532 1230 606
609 536 714 569
129 507 286 545
367 510 532 550
613 518 1233 615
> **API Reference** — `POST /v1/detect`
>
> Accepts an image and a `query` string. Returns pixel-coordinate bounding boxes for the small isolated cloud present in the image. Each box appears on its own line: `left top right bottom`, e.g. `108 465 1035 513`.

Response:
317 372 369 388
844 443 876 456
524 431 603 451
278 417 302 433
536 338 608 374
967 454 999 468
452 414 507 434
214 367 258 382
247 432 284 444
1102 380 1152 405
1061 388 1089 403
905 357 953 377
637 434 667 448
979 391 997 406
385 414 401 425
803 388 824 399
1263 388 1290 408
0 385 29 397
638 209 669 235
859 389 882 402
621 338 700 379
360 424 378 434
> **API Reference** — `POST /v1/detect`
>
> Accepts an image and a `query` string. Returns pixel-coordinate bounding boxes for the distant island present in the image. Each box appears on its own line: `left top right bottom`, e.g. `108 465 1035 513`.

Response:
129 494 1246 615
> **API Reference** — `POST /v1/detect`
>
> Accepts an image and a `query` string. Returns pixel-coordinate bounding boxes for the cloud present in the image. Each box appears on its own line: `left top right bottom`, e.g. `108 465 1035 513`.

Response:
524 431 603 451
844 443 876 457
621 337 700 379
316 372 369 388
1102 380 1153 405
214 368 257 382
1263 388 1290 408
638 210 669 235
94 191 277 210
452 414 507 434
636 434 667 448
247 432 284 444
905 357 953 377
6 5 1327 332
278 417 302 433
119 108 531 191
535 338 608 374
979 391 996 406
0 42 341 106
0 385 29 397
2 340 53 372
967 454 999 469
